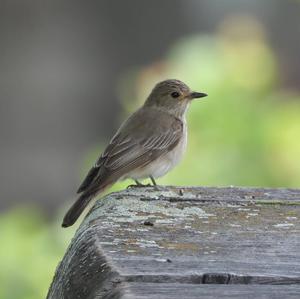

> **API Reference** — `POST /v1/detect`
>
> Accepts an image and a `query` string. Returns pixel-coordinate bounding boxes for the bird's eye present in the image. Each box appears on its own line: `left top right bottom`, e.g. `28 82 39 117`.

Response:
171 91 180 98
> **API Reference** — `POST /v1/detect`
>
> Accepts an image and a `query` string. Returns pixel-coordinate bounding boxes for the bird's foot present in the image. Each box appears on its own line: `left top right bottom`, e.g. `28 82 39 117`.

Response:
127 180 152 189
127 184 152 189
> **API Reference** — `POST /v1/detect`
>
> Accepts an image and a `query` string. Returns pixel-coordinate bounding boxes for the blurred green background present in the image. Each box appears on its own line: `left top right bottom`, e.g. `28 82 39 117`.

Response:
1 1 300 298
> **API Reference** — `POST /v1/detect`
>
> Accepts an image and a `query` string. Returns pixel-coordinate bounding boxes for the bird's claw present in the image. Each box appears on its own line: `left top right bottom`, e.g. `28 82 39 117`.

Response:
127 183 152 189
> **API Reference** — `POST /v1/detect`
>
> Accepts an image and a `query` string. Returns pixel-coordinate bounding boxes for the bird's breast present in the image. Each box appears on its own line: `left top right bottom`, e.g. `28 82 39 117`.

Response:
161 120 187 173
128 120 188 180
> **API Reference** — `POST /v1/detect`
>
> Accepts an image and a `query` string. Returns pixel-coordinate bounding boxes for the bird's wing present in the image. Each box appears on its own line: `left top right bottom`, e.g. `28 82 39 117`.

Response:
77 108 183 194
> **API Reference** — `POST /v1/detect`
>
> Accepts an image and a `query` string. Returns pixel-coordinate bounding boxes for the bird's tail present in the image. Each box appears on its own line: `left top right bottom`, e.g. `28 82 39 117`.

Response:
62 191 96 228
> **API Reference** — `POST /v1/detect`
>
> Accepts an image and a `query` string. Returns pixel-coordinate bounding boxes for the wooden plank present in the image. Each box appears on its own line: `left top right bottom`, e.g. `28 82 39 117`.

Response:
46 227 123 299
87 186 300 278
121 283 300 299
47 186 300 299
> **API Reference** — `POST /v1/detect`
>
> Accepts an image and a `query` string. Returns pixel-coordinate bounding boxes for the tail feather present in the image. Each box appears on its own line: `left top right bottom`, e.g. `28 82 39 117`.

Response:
62 192 95 228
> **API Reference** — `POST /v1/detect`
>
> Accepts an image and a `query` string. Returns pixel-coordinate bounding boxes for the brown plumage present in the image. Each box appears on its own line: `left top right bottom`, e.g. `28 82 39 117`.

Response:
62 79 207 227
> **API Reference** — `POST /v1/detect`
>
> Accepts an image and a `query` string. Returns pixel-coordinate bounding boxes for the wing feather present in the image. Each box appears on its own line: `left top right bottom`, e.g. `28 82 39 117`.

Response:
77 108 183 194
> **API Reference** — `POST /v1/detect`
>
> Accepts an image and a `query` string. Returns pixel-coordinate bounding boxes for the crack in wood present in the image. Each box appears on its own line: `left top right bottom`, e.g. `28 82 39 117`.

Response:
124 273 300 285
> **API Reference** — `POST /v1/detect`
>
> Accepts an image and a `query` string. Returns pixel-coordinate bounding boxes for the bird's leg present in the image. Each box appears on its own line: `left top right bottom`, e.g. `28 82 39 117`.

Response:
149 175 163 191
134 179 144 186
149 175 157 186
127 179 151 189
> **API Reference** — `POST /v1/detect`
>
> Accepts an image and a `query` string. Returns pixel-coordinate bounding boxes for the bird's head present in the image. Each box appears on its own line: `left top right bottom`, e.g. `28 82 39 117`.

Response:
144 79 207 116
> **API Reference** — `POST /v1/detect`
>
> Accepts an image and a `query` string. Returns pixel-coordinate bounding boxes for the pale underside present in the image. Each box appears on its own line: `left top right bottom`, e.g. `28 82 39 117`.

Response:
121 120 187 181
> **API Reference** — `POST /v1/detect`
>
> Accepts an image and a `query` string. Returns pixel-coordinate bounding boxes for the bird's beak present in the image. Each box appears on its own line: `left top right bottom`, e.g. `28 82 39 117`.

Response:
189 91 208 99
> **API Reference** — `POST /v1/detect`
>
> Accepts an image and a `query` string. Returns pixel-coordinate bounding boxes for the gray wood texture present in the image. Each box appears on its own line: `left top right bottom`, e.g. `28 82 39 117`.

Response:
47 186 300 299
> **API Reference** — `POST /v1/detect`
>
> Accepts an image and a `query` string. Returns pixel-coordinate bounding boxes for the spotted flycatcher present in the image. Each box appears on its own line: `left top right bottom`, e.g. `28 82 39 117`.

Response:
62 79 207 227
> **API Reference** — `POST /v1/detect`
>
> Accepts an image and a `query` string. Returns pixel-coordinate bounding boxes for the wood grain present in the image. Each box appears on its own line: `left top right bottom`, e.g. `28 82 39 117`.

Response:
47 186 300 299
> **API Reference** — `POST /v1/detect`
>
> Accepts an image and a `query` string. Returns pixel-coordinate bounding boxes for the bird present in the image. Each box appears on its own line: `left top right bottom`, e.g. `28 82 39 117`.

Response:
62 79 207 227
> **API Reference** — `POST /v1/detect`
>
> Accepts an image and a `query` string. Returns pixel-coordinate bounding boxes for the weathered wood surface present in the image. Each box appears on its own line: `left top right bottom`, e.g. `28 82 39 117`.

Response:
47 186 300 299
